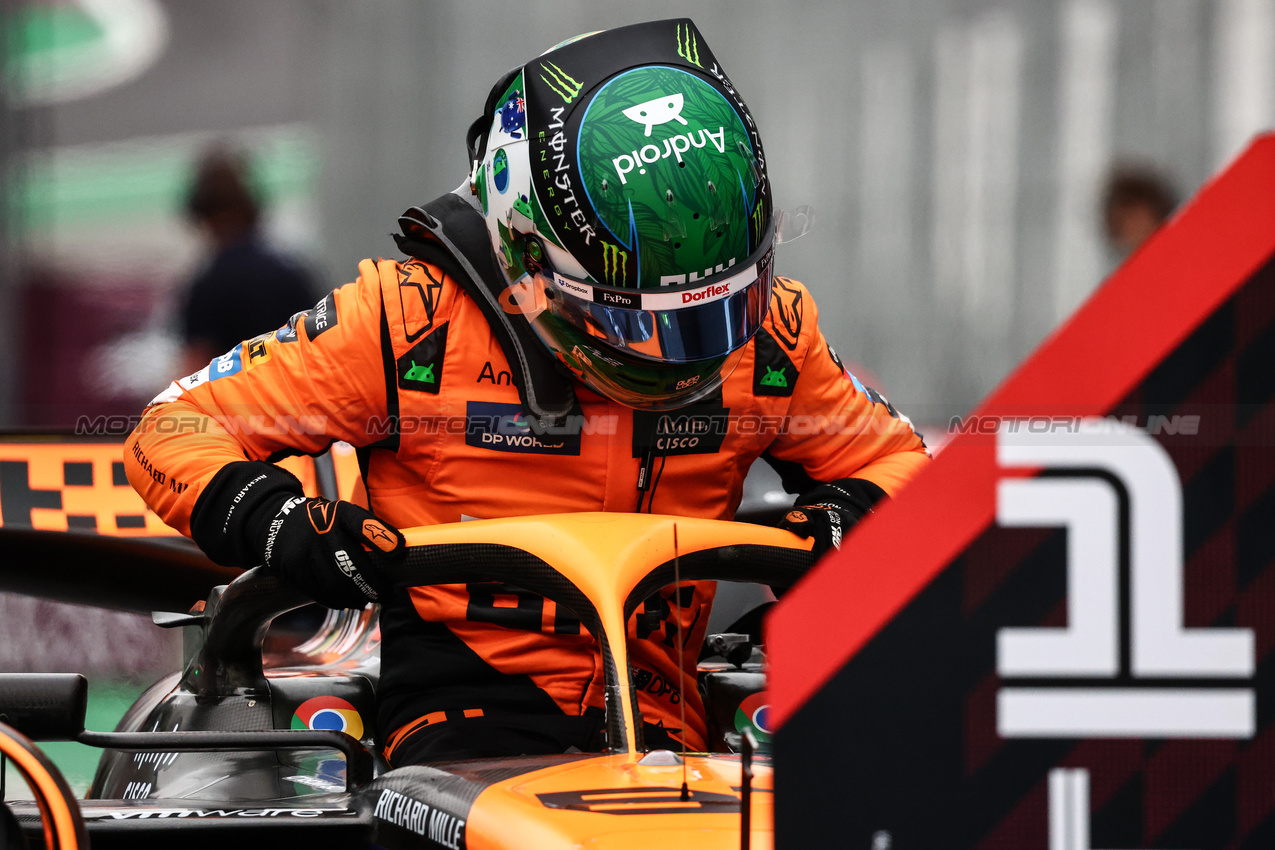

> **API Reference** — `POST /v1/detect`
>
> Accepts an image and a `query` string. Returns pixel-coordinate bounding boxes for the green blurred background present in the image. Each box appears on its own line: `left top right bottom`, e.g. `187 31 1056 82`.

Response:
3 680 150 798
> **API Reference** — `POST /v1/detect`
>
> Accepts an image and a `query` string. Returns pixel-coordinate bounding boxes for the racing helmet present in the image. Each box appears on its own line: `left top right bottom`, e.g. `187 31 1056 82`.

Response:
467 19 775 410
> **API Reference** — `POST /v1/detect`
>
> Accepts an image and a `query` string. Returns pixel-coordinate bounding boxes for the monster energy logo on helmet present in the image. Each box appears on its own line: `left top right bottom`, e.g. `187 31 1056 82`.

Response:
521 18 771 290
540 61 583 104
676 22 701 67
601 242 627 284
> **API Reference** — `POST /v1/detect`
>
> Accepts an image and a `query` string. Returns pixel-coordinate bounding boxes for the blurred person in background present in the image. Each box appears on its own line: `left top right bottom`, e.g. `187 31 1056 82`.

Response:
1101 163 1178 258
178 146 316 374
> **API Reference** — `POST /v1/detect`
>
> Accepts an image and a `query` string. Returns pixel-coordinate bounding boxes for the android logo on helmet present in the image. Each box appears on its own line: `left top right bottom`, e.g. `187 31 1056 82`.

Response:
622 92 688 136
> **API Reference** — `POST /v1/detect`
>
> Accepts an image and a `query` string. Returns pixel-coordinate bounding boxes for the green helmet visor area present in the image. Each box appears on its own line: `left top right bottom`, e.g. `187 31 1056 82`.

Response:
537 219 773 360
537 315 748 410
522 222 773 409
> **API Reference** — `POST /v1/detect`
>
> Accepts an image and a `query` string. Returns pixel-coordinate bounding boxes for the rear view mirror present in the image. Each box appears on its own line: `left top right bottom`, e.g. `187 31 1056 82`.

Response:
0 674 88 741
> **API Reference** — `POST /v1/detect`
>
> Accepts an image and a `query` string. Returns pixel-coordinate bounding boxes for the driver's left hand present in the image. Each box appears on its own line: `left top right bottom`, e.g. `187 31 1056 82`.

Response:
776 478 886 561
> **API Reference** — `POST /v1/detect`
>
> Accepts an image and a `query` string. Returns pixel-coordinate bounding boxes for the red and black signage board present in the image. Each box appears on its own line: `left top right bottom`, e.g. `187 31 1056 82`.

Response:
771 134 1275 848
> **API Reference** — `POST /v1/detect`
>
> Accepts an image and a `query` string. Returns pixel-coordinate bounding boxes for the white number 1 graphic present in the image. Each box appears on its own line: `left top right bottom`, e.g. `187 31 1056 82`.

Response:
995 419 1254 738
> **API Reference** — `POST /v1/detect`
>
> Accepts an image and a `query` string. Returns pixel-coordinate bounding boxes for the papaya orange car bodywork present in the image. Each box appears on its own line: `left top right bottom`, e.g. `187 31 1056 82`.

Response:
462 754 774 850
379 512 806 848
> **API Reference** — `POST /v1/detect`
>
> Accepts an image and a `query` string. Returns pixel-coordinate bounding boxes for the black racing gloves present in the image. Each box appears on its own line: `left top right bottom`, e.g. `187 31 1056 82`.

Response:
190 461 405 609
776 478 888 561
258 494 405 608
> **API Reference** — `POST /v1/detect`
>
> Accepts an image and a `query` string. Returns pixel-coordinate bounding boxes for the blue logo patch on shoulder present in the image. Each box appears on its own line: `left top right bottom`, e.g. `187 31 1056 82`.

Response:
847 370 868 396
827 344 867 395
465 402 581 455
208 346 243 381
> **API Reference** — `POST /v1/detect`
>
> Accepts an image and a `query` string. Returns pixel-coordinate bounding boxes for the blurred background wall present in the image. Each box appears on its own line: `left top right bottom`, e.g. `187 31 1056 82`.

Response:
2 0 1273 433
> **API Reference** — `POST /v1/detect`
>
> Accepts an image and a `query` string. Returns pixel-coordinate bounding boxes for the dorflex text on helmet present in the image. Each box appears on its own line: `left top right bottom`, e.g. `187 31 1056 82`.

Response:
471 19 775 410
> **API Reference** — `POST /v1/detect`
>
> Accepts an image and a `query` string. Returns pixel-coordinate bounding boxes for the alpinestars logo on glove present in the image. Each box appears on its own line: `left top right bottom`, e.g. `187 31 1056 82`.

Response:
362 520 398 553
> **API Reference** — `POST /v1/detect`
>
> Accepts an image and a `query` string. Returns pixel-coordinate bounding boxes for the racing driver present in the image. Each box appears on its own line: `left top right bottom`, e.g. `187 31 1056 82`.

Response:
125 19 929 764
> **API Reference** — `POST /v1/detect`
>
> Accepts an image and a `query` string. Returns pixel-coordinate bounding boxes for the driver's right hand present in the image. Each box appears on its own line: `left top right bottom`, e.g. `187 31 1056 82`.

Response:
261 495 404 608
188 460 405 609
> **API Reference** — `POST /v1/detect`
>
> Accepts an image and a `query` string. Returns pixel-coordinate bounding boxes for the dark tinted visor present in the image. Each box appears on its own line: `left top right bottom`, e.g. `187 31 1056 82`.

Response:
537 224 775 364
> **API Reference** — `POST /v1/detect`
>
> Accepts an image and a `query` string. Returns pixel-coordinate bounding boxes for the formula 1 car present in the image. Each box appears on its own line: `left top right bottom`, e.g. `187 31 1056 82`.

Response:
0 511 812 849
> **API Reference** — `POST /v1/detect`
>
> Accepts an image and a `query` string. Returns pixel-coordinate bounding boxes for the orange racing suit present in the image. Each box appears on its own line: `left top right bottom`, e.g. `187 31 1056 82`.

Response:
125 253 928 758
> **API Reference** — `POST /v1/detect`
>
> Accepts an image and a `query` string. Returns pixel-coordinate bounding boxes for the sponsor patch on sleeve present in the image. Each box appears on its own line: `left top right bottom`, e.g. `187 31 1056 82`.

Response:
244 334 274 370
148 363 212 406
827 344 870 396
207 346 243 382
396 323 448 394
752 327 797 397
303 292 339 341
827 343 846 374
865 386 901 419
276 310 307 343
178 365 211 391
